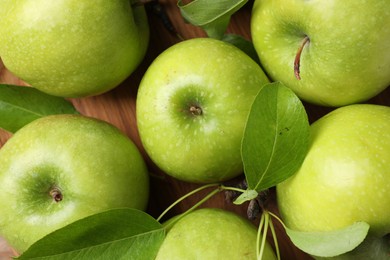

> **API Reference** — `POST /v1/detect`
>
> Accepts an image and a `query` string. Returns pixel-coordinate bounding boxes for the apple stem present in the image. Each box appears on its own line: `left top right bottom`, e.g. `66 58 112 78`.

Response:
189 105 202 116
294 35 310 80
50 187 63 203
162 186 222 230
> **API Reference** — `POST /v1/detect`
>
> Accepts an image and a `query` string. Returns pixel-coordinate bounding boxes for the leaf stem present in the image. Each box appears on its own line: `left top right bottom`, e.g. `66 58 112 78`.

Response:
163 186 222 230
220 185 247 194
268 216 281 260
256 213 266 260
267 211 287 229
157 183 220 222
259 212 270 260
181 187 221 216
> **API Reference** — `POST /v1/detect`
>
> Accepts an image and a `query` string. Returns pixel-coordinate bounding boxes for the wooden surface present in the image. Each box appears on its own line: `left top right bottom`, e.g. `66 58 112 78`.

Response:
0 1 389 259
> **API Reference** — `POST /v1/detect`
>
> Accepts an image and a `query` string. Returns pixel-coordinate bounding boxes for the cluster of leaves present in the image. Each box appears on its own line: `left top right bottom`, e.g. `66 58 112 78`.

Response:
0 0 371 259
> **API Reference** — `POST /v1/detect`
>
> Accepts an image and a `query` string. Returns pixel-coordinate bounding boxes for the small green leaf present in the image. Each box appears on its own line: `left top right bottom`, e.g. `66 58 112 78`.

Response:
233 189 258 205
221 34 260 64
0 84 79 133
285 222 370 257
18 208 165 260
177 0 248 39
241 82 310 192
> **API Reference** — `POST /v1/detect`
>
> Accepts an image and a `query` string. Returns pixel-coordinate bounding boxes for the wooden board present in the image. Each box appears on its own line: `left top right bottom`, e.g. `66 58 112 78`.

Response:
0 1 389 259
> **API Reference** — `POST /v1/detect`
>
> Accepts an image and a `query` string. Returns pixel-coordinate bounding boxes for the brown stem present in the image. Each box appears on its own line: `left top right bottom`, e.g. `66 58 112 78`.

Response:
189 105 202 116
294 36 310 80
49 187 63 202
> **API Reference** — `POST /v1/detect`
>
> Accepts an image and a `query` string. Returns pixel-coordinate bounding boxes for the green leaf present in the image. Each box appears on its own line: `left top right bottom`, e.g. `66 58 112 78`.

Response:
177 0 248 39
18 208 165 260
0 84 79 133
233 189 258 205
241 82 310 192
221 34 260 64
285 222 370 257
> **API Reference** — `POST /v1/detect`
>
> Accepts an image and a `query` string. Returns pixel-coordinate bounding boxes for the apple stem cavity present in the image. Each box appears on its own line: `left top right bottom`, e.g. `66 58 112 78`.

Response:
294 35 310 80
49 187 63 203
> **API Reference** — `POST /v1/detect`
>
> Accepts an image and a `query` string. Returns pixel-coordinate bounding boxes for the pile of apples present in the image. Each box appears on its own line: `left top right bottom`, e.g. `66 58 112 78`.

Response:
0 0 389 259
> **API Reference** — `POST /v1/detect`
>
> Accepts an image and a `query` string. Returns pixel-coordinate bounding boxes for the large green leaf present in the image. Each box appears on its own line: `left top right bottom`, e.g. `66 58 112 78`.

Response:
177 0 248 39
285 222 370 257
241 82 310 192
18 208 165 260
0 84 78 133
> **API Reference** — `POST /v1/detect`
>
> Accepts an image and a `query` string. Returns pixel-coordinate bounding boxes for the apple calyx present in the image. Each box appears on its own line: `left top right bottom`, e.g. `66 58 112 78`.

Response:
49 186 63 203
189 104 203 116
294 35 310 80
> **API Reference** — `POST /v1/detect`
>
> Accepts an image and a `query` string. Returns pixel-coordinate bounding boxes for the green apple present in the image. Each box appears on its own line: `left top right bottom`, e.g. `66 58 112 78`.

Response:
136 38 270 183
0 114 149 253
0 0 149 97
0 0 12 21
156 208 276 260
251 0 390 107
277 104 390 257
